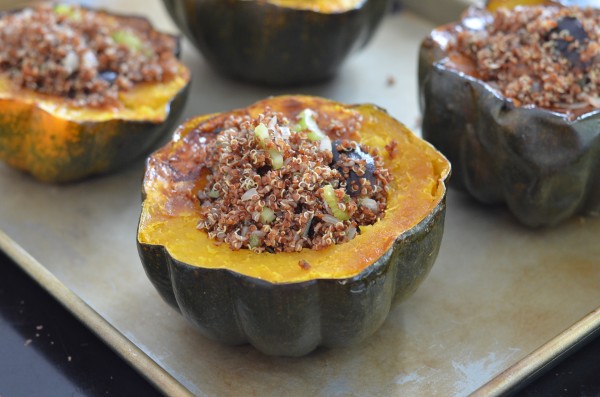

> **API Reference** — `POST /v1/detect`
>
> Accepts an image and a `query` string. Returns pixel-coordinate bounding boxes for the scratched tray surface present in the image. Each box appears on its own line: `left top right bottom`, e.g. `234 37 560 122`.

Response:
1 1 600 396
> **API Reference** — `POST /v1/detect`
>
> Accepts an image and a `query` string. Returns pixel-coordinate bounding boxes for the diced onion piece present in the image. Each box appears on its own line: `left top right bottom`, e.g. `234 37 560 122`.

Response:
322 214 341 225
241 187 258 201
359 197 378 212
346 225 357 240
62 51 79 74
82 50 98 69
319 136 332 153
260 207 276 224
279 126 291 139
252 230 266 238
322 184 350 221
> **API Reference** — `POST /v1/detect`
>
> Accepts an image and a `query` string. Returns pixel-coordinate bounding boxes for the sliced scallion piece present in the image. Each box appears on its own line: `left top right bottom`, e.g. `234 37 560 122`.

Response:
322 184 350 221
254 123 269 142
207 188 220 198
260 207 276 224
295 109 326 141
54 4 81 20
249 233 261 248
112 30 143 52
269 149 283 170
295 109 332 153
255 123 283 170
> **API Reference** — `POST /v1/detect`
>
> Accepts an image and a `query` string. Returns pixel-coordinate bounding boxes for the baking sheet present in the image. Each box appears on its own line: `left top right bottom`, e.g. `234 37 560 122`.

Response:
1 1 600 396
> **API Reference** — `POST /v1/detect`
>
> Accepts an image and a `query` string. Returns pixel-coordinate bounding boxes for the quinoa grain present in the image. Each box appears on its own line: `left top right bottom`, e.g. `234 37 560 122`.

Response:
0 3 180 107
448 5 600 113
196 109 392 253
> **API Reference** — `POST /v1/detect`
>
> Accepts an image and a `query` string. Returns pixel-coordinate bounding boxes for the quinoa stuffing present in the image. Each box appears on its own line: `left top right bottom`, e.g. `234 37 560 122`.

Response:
196 108 392 253
0 3 180 107
450 5 600 112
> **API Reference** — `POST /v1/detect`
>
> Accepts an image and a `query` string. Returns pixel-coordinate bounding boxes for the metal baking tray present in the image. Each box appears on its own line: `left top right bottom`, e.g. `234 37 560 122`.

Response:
1 1 599 395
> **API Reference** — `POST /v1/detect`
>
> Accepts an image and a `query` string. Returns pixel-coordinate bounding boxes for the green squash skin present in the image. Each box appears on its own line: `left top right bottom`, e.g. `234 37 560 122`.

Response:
162 0 389 85
137 197 446 356
418 34 600 227
0 82 190 183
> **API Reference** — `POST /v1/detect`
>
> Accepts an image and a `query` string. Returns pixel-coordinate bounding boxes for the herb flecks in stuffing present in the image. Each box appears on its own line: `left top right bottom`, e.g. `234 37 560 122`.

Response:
0 3 179 107
196 108 392 253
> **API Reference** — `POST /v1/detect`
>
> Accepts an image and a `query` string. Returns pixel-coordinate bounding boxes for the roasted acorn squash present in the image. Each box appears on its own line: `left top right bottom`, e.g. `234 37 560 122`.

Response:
161 0 389 85
0 6 190 183
137 95 450 356
419 0 600 227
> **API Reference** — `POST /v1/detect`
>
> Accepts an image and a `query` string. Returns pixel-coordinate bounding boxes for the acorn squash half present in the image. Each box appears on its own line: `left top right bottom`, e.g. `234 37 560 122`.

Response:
418 0 600 227
0 6 191 183
161 0 389 85
137 95 450 356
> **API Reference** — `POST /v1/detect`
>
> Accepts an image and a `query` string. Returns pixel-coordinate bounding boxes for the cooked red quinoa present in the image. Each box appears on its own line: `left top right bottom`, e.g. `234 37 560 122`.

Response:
196 109 392 253
0 3 179 107
451 5 600 111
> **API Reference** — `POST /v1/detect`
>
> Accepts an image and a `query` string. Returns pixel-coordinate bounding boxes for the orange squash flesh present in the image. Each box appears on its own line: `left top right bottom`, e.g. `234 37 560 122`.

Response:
0 64 190 183
138 95 450 283
266 0 364 12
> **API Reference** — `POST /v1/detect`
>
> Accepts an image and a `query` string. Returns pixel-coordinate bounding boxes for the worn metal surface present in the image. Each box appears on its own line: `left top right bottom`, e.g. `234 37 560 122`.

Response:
1 1 599 396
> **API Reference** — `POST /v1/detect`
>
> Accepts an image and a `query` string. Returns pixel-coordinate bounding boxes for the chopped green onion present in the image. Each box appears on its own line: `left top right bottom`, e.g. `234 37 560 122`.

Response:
295 109 331 152
112 30 143 52
54 4 72 14
295 109 326 141
322 184 350 221
208 188 220 198
54 4 81 20
307 130 324 141
269 149 283 170
249 234 261 248
254 123 269 142
260 207 276 224
255 123 283 170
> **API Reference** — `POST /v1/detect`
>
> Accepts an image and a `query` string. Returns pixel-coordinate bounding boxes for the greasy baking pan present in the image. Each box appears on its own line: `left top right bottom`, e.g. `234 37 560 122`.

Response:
1 0 599 395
